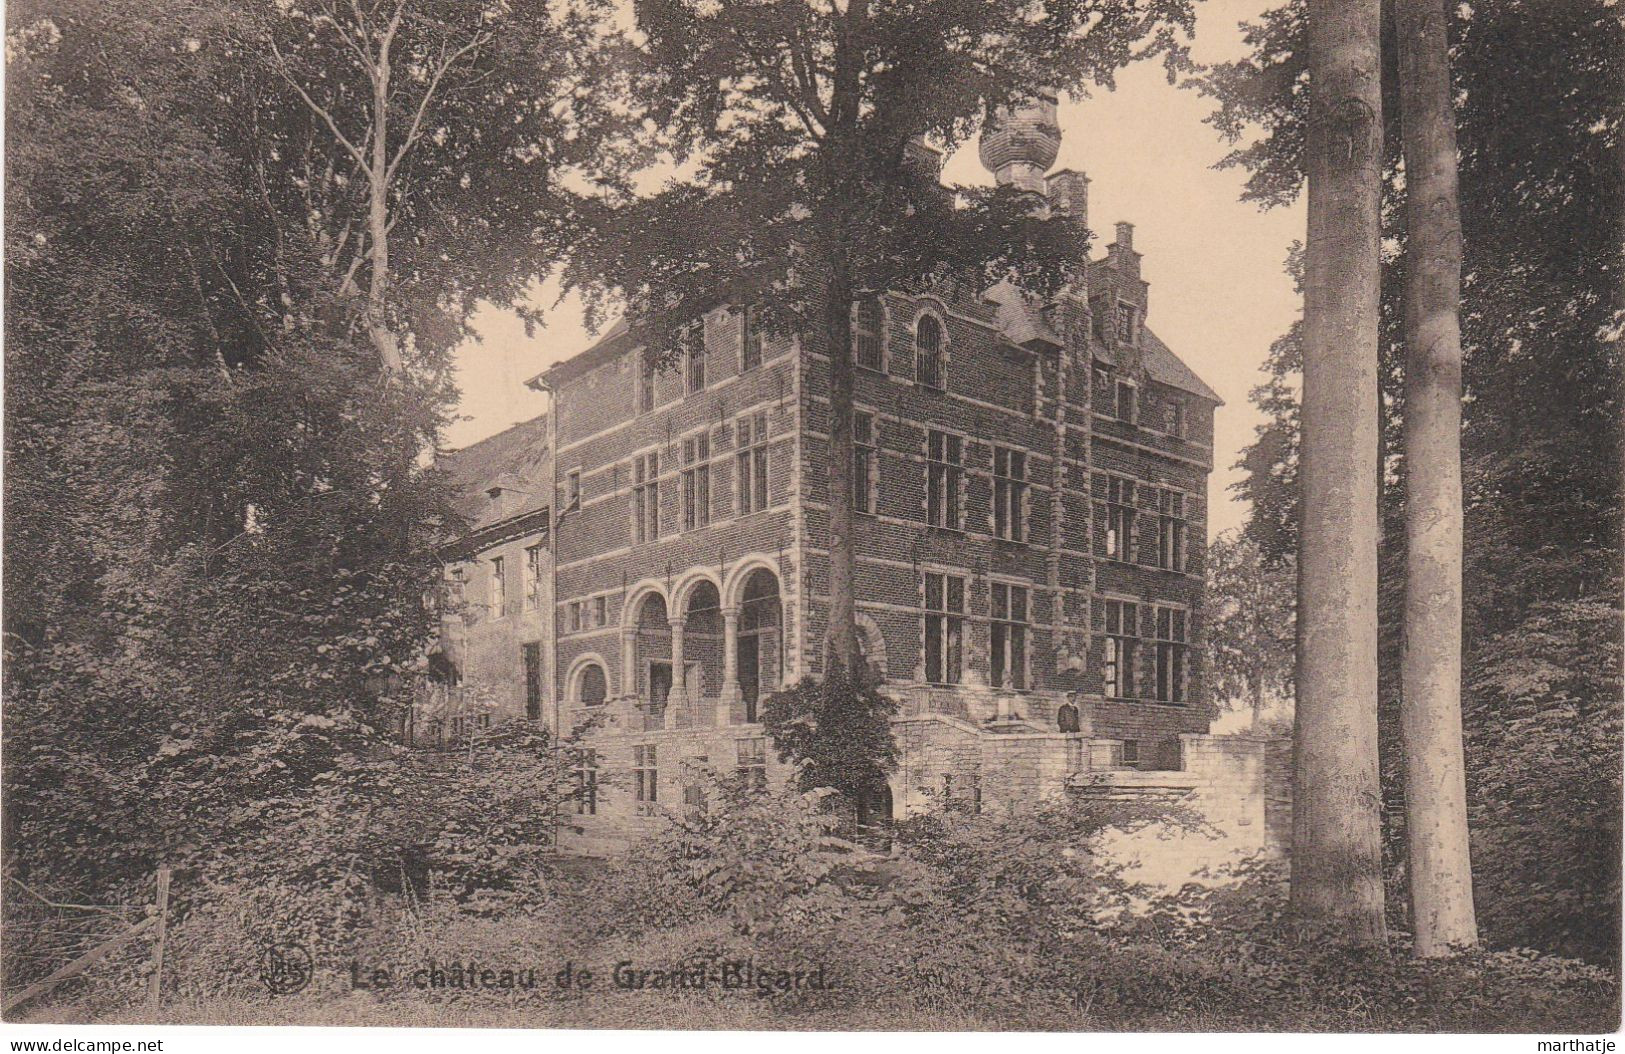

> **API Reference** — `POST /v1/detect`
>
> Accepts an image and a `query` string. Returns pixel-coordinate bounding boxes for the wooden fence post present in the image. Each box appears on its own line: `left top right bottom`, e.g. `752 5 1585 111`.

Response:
145 867 171 1017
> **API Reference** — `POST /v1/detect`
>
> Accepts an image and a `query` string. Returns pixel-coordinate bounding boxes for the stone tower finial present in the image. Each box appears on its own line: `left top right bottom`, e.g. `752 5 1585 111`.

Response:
978 89 1061 195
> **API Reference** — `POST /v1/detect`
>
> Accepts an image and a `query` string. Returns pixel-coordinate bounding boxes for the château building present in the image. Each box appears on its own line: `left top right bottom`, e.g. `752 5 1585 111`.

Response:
426 97 1283 855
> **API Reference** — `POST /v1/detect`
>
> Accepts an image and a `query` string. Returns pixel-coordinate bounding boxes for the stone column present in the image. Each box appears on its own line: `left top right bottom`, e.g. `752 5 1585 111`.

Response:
718 606 741 726
621 629 639 701
666 617 687 727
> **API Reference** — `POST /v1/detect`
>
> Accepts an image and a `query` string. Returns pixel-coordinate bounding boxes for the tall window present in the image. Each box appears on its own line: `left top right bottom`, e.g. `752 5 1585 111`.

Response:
990 583 1029 690
568 600 584 632
489 556 506 617
565 469 581 511
1103 599 1137 700
742 307 765 372
926 430 963 530
1103 476 1136 561
682 431 711 531
736 411 770 515
854 297 885 371
737 737 768 793
1157 489 1187 571
684 322 706 393
915 314 945 389
573 749 598 815
1116 302 1138 344
633 744 659 815
594 595 607 627
579 663 607 707
1153 607 1188 703
853 411 877 515
638 355 656 413
632 451 660 543
523 642 542 720
1116 380 1138 424
923 572 965 685
524 543 544 611
992 447 1027 541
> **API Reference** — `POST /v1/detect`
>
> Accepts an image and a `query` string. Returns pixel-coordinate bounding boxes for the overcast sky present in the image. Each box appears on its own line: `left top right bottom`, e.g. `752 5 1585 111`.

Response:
444 0 1303 542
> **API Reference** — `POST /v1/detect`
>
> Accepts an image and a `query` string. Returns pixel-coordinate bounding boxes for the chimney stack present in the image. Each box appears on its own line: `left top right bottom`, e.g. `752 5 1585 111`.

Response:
1046 169 1090 227
1114 221 1135 250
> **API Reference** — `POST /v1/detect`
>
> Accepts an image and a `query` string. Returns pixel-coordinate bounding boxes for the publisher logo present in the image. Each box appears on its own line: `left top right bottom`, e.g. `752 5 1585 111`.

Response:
260 942 313 995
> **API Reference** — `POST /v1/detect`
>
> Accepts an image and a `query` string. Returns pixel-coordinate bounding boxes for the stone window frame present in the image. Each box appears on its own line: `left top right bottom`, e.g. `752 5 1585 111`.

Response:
572 748 599 815
1100 595 1140 701
921 568 967 686
1149 603 1190 705
1113 298 1140 347
735 410 773 517
683 319 707 395
988 577 1032 692
911 304 950 390
523 543 545 612
567 655 611 708
853 294 889 374
488 555 507 620
852 405 880 516
630 447 662 545
924 426 966 532
633 743 660 815
990 444 1030 543
1097 473 1138 563
741 304 768 374
679 424 713 533
1154 486 1190 573
635 347 658 415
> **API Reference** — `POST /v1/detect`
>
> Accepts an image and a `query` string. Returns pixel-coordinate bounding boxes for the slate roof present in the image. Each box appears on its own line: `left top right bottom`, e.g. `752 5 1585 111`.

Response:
531 281 1222 405
983 280 1221 403
437 413 551 531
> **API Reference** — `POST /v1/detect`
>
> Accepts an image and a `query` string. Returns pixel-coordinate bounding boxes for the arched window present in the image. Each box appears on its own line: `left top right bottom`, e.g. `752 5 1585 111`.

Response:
915 314 944 389
578 663 607 707
854 297 885 372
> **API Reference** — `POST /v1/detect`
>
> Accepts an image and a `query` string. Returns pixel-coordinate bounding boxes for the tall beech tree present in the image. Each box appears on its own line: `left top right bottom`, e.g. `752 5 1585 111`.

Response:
253 0 632 375
566 0 1194 692
1202 0 1620 961
1294 0 1388 946
1396 0 1477 957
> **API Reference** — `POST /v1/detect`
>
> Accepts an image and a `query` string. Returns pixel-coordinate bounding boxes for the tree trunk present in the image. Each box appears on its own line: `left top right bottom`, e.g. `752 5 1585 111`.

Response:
1397 0 1478 958
1292 0 1388 947
824 244 859 675
820 0 867 678
367 21 404 375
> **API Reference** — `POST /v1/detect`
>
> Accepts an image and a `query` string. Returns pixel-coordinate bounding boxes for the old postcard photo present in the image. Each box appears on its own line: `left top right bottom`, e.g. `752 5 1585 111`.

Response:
3 0 1620 1040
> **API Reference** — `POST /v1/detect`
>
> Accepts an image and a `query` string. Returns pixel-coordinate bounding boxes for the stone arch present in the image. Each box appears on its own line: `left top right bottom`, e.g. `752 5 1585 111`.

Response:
672 569 723 616
564 652 611 706
722 554 783 611
621 579 670 632
822 610 889 683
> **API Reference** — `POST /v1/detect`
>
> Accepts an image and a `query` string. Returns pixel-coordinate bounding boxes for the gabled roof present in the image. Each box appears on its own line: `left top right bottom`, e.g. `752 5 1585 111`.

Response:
437 413 551 531
529 319 631 390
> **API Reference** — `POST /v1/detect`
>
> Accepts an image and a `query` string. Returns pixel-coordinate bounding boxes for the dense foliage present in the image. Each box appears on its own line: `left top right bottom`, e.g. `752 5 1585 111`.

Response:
1202 530 1295 726
1198 0 1623 963
760 667 899 822
3 0 616 922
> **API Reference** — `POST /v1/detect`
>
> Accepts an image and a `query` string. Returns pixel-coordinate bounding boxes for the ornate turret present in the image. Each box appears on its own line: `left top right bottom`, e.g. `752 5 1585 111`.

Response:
978 89 1062 195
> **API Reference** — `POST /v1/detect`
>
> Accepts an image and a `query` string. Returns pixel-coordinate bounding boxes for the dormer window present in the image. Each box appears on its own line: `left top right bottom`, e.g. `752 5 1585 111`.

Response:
1115 302 1138 345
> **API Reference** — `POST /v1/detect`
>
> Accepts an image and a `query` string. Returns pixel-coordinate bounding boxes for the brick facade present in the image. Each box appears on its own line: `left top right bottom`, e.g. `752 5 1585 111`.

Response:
433 111 1262 849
